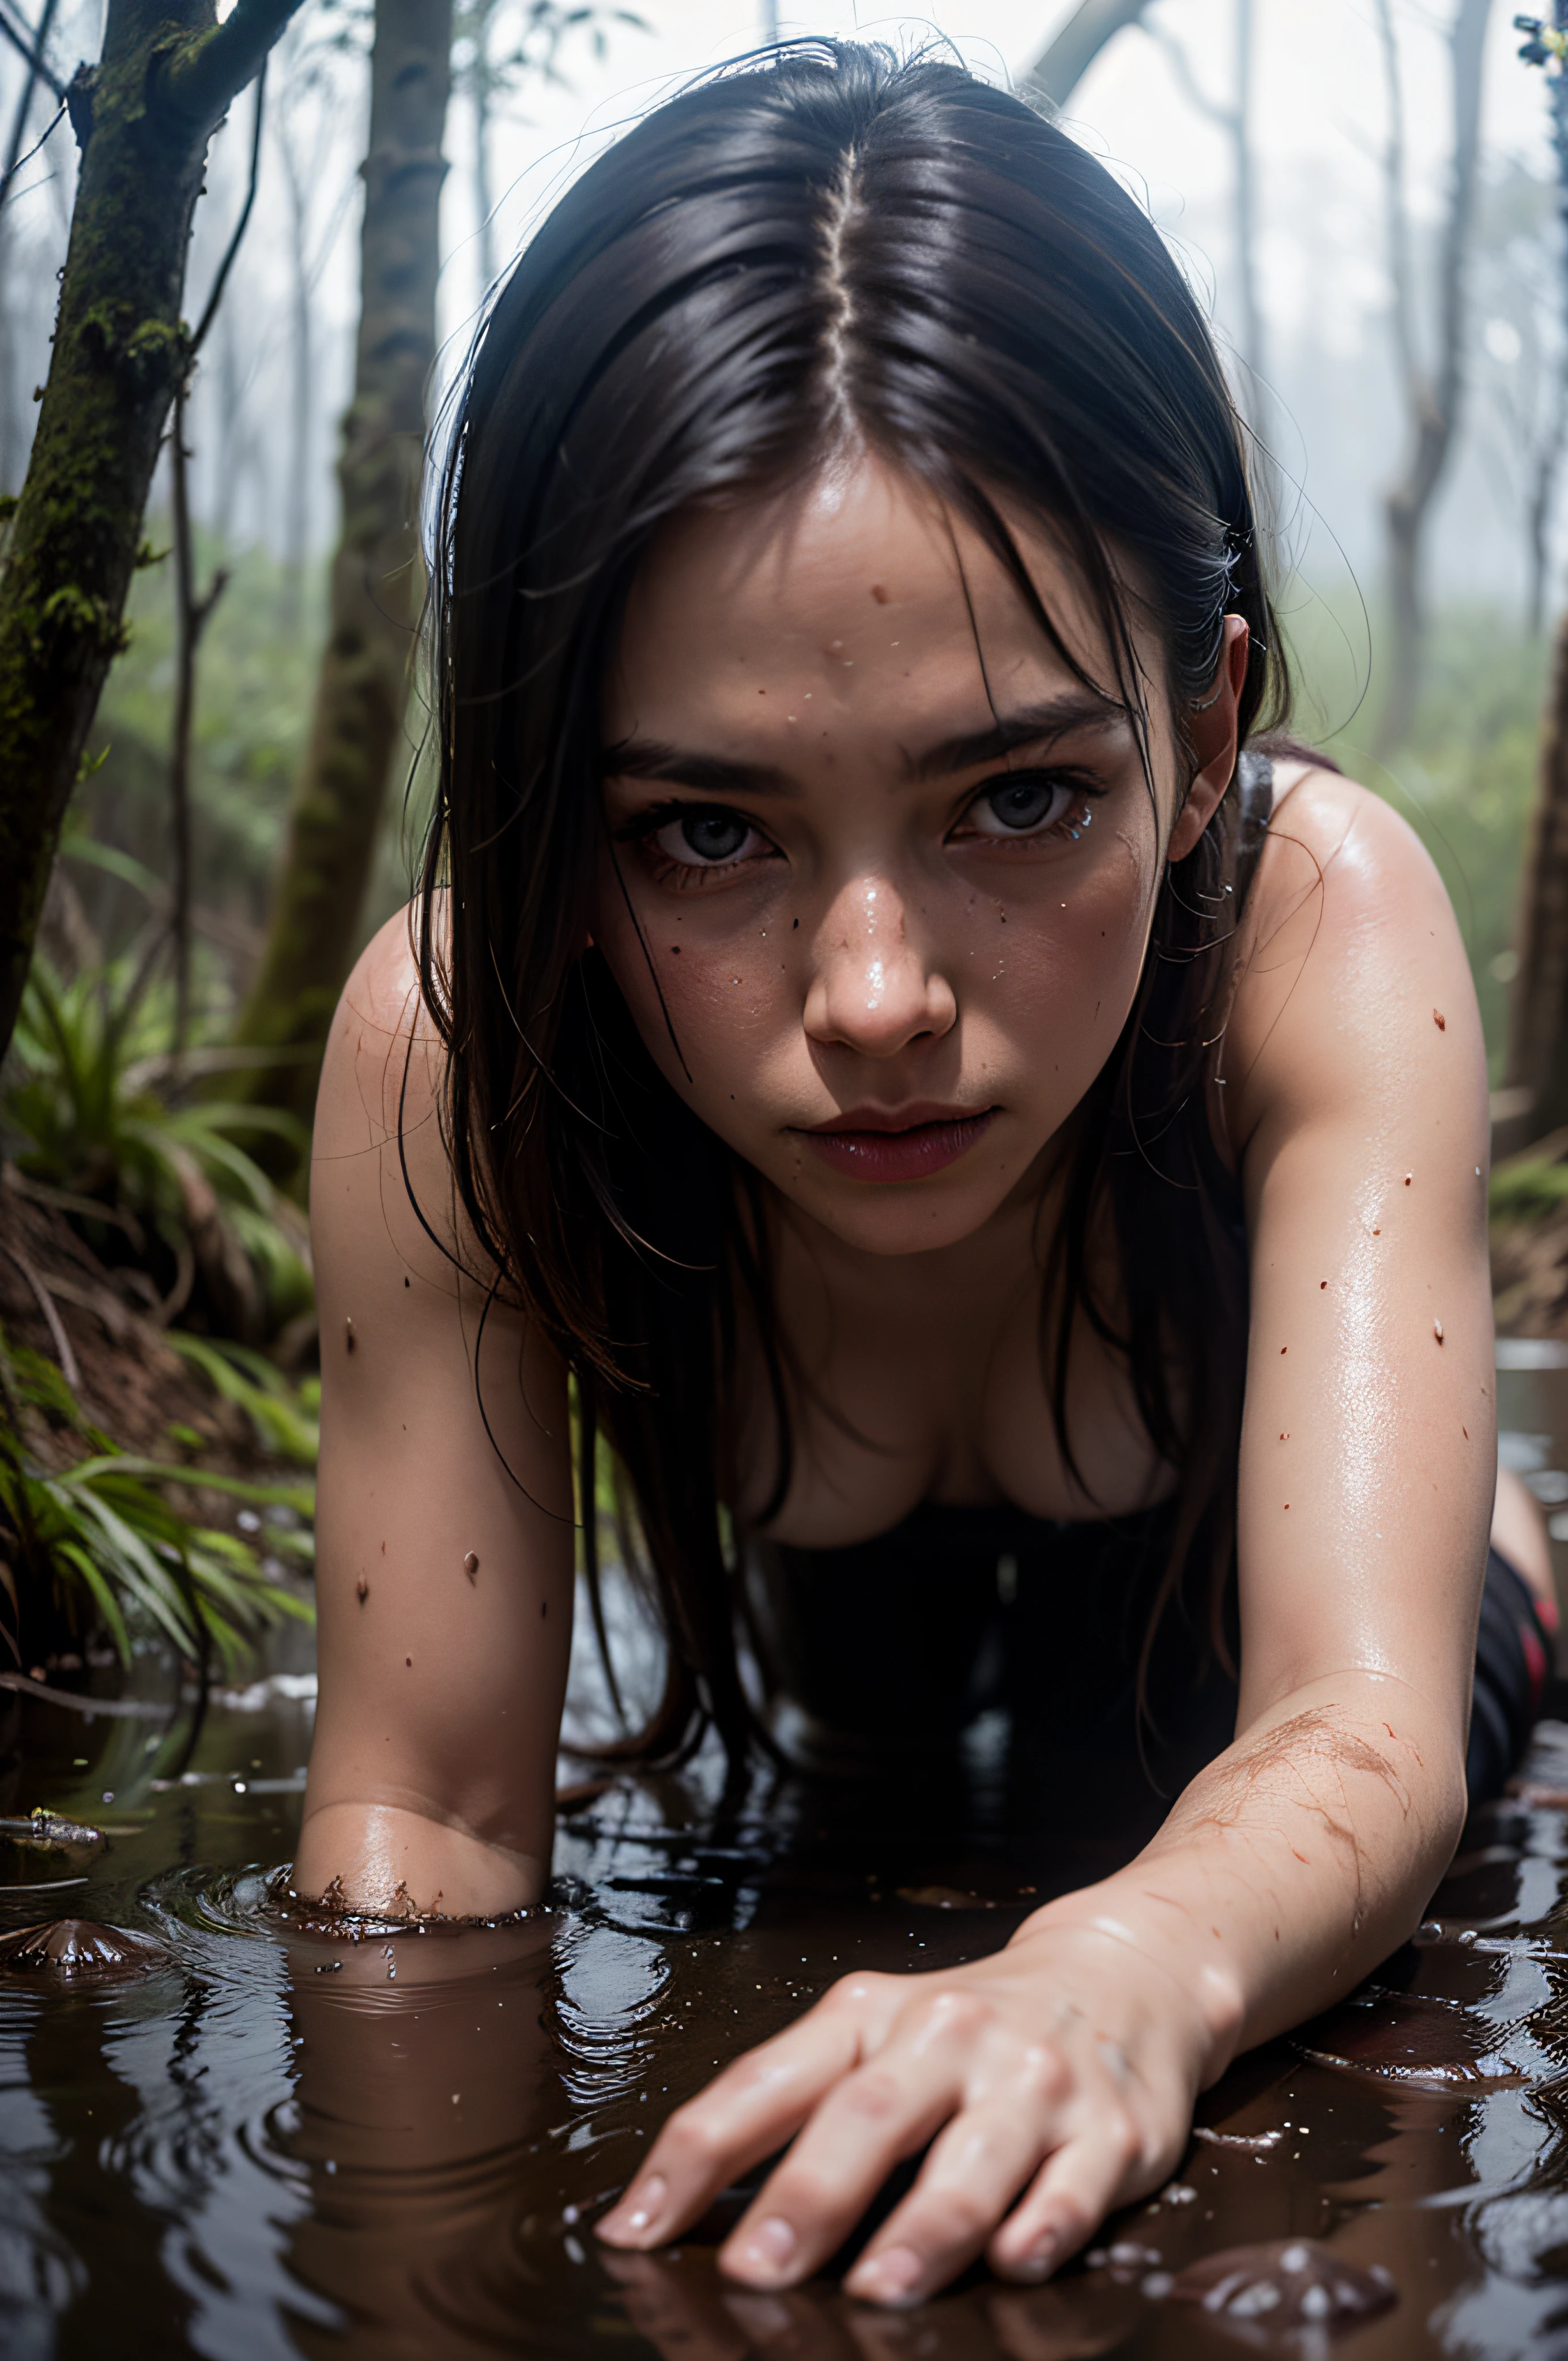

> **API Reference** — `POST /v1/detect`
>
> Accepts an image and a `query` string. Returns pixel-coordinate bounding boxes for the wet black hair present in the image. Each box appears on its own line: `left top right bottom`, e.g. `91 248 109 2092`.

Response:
418 38 1290 1766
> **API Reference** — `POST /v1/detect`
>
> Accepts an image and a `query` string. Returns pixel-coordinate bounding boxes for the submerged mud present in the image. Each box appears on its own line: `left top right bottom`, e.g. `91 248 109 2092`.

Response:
4 1361 1568 2354
6 1694 1568 2359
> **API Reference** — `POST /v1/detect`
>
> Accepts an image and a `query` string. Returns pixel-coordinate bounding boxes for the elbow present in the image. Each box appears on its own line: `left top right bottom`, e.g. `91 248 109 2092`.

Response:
1403 1741 1469 1930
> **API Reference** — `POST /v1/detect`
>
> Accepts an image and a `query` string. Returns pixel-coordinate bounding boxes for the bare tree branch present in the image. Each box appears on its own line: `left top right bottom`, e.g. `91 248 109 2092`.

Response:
0 0 63 104
161 0 300 134
1375 0 1493 755
1022 0 1153 112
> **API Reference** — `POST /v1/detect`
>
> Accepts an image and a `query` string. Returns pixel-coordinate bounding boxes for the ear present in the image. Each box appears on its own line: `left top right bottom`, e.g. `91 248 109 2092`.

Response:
1166 615 1252 865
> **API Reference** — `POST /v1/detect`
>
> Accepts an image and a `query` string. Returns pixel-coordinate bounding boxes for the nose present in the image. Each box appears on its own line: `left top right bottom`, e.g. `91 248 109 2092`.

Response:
802 874 958 1058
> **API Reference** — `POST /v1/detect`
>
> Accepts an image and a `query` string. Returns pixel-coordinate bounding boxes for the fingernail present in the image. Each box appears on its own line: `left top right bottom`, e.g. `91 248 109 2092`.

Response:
847 2245 924 2305
731 2216 797 2279
598 2174 666 2242
1015 2230 1060 2283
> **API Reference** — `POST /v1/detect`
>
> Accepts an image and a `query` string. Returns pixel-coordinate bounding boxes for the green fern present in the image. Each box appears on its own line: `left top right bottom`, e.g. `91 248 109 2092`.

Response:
2 953 311 1331
0 1322 312 1675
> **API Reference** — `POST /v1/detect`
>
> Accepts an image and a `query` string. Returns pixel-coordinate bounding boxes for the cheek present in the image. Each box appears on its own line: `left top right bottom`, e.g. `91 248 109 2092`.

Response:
975 827 1159 1051
591 870 800 1106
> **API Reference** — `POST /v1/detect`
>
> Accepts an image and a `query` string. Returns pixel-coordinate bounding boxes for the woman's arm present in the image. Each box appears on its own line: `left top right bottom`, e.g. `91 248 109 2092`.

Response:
294 912 576 1918
597 766 1492 2301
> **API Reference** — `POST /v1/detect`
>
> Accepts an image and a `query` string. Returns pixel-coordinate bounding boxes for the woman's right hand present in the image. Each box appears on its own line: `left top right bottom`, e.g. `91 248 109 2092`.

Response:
292 910 576 1919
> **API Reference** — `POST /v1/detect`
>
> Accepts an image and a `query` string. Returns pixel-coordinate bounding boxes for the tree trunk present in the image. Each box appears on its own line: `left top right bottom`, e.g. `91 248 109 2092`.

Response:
1023 0 1152 111
227 0 452 1157
0 0 65 496
1503 610 1568 1146
1373 0 1492 757
472 68 494 296
0 0 304 1069
277 114 312 626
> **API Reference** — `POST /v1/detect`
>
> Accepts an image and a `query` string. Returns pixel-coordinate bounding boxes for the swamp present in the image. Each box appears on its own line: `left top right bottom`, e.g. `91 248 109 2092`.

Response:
12 0 1568 2353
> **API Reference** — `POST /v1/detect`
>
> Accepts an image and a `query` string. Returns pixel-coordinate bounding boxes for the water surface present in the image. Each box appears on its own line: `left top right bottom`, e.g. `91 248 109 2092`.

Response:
5 1357 1568 2358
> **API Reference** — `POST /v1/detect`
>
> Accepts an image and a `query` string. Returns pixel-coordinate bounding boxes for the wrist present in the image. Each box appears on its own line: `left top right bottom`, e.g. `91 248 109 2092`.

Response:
1011 1885 1246 2085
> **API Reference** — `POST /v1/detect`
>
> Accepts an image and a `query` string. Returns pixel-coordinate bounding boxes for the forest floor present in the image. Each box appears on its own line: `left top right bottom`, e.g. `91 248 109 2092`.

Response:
1492 1215 1568 1338
0 1167 300 1680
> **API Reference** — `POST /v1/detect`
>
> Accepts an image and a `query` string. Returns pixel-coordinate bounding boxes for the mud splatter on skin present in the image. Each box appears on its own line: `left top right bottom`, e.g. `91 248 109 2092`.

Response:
1179 1710 1418 1941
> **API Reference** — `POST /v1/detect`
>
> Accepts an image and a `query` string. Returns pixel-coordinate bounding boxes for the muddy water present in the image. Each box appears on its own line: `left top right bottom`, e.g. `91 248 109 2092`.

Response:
6 1360 1568 2357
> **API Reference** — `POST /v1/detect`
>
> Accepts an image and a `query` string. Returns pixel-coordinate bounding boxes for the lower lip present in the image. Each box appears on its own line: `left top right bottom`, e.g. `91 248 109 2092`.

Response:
798 1111 997 1183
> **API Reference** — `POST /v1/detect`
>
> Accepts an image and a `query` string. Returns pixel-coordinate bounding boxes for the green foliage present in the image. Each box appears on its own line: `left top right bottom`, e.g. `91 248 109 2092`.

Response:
1 951 310 1330
1290 601 1549 1079
1491 1156 1568 1220
0 1321 312 1674
82 535 327 961
165 1333 319 1465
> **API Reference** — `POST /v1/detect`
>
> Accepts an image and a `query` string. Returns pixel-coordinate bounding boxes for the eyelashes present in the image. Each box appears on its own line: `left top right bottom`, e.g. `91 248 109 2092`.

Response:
610 769 1107 886
613 798 781 882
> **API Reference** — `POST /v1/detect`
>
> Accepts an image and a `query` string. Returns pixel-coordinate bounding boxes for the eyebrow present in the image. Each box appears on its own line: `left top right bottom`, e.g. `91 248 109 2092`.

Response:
600 689 1129 799
909 691 1129 779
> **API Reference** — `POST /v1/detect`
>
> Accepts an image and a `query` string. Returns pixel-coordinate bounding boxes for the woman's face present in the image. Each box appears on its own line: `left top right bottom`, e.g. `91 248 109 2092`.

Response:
594 457 1245 1259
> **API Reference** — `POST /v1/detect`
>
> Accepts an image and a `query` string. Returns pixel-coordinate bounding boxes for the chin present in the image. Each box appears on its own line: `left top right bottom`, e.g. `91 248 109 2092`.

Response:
783 1174 1012 1256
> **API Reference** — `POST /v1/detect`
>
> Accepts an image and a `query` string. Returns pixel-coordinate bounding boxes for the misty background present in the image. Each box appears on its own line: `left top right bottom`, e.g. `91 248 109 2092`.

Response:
1 0 1559 1060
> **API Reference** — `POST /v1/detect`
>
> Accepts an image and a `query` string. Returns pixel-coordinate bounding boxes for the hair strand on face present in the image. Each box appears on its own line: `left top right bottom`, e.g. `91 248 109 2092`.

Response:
416 37 1295 1773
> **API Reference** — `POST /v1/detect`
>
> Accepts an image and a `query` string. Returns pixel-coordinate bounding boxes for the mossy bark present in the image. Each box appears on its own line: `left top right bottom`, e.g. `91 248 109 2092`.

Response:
228 0 453 1161
0 0 303 1066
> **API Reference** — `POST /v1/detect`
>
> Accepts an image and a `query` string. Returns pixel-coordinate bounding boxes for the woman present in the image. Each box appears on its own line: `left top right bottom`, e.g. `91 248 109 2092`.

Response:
295 43 1556 2308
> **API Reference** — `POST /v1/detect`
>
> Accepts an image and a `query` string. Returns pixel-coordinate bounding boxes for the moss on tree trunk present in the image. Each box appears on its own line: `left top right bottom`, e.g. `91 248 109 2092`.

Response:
0 0 303 1066
228 0 453 1161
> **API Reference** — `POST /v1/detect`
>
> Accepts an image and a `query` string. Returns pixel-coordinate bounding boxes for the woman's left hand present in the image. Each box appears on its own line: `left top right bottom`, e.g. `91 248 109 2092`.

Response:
595 1918 1211 2306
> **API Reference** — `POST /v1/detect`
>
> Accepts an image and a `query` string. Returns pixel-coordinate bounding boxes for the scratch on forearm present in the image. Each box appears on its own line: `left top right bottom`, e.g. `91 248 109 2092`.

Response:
1174 1708 1422 1937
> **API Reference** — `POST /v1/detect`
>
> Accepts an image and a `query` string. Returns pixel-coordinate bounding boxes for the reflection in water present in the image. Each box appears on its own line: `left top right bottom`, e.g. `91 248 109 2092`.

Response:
10 1370 1568 2354
5 1732 1568 2358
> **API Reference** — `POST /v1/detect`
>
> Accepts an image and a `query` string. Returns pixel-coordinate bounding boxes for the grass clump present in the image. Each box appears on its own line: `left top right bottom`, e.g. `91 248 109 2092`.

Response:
3 951 311 1338
0 1319 312 1677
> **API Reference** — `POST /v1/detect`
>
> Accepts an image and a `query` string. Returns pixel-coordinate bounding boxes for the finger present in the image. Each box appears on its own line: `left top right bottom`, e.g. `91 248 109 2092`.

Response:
987 2109 1152 2285
719 1986 1000 2289
597 1978 889 2250
842 2072 1066 2306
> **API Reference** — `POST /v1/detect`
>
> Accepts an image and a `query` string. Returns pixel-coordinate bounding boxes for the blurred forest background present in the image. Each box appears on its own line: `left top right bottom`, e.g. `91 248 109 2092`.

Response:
3 0 1568 1681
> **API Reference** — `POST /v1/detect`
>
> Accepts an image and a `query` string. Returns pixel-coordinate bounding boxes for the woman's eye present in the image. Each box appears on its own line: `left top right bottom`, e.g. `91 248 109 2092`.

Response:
963 772 1075 837
654 808 757 866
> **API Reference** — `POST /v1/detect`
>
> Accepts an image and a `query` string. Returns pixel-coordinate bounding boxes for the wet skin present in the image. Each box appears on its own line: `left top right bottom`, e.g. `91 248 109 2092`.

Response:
297 454 1499 2303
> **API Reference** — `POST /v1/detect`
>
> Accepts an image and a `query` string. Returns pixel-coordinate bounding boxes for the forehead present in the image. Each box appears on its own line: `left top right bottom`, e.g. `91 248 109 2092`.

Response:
609 457 1129 721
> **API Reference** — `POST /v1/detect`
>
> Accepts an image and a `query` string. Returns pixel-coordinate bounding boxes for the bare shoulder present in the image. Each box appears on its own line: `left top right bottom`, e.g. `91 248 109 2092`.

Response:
311 898 472 1292
1223 757 1486 1154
